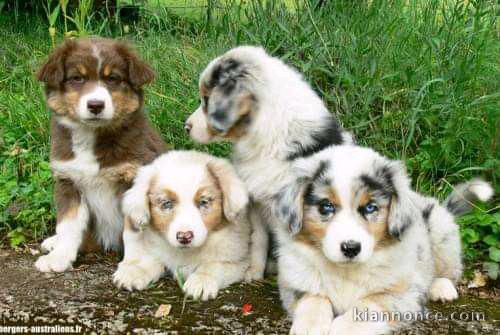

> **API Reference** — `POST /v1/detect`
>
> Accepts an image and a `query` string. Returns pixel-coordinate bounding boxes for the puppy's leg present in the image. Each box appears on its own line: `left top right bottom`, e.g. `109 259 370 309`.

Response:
35 180 89 272
113 217 165 291
183 261 248 301
288 292 333 335
244 206 268 282
426 204 461 301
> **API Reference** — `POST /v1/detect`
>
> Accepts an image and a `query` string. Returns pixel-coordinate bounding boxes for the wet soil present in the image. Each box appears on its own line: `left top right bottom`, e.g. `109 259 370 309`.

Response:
0 249 498 334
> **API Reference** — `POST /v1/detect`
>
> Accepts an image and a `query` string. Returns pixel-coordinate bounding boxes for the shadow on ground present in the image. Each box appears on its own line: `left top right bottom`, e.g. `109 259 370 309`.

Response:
0 249 498 334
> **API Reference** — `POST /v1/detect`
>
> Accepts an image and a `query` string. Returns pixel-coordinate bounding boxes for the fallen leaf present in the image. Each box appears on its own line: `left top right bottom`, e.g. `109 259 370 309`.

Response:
242 303 253 315
467 271 487 288
155 304 172 318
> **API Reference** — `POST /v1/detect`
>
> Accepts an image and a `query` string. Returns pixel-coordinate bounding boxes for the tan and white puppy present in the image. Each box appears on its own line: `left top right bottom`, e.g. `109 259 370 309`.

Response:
185 46 353 281
113 151 251 301
36 38 166 272
273 145 493 335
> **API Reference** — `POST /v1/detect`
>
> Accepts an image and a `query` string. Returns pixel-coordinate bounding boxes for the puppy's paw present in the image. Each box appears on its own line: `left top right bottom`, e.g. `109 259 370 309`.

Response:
429 277 458 302
113 261 164 291
40 235 59 252
290 313 331 335
244 265 265 282
330 313 390 335
183 273 219 301
35 252 73 273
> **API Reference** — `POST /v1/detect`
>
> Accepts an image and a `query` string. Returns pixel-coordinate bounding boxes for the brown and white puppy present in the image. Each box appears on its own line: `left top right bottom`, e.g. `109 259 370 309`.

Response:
113 151 250 301
185 46 353 281
273 145 493 335
35 38 166 272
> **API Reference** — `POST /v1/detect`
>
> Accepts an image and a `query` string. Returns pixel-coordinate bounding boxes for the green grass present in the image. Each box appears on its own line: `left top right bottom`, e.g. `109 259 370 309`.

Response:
0 0 498 274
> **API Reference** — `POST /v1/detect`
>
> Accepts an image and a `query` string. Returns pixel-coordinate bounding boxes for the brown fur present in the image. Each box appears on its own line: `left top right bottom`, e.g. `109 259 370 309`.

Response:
38 38 166 251
195 176 224 231
295 187 341 248
149 188 177 233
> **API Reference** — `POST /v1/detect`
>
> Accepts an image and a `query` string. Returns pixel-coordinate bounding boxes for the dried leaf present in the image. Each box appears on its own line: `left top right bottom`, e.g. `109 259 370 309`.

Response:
467 271 488 288
154 304 172 318
242 303 253 315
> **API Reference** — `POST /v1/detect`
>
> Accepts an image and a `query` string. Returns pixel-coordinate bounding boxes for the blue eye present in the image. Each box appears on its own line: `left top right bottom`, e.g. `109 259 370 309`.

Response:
363 202 378 214
161 200 173 210
318 200 336 216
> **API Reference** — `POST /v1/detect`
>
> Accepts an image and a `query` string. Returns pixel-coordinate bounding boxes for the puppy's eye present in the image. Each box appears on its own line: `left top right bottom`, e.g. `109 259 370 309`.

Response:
160 200 173 211
318 199 336 216
68 75 85 84
106 74 121 83
361 202 378 215
198 197 212 209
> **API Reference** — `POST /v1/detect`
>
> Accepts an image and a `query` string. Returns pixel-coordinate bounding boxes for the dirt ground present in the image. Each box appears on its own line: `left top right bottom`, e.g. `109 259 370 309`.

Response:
0 249 498 334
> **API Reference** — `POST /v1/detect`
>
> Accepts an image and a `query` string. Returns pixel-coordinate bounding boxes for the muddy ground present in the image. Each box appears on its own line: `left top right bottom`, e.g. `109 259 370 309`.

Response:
0 249 498 334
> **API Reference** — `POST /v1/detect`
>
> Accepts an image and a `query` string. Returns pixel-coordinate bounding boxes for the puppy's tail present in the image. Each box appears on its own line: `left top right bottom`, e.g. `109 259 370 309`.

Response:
443 179 493 217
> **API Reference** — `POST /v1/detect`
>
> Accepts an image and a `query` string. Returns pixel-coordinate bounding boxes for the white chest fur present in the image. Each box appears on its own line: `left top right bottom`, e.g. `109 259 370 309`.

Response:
51 125 123 250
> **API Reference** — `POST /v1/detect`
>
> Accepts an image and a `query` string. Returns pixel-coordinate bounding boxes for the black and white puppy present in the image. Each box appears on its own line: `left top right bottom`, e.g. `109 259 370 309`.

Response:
185 46 353 281
273 144 493 335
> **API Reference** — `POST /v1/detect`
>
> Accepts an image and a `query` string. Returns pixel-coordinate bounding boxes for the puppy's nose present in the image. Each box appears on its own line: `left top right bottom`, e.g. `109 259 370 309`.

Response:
87 99 105 115
340 240 361 258
176 231 194 245
184 121 192 134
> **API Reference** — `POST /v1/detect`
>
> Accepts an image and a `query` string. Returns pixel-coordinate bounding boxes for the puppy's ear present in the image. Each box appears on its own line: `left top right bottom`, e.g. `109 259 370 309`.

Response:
37 39 75 88
122 164 156 231
273 177 308 235
117 43 155 88
207 158 249 223
384 161 416 240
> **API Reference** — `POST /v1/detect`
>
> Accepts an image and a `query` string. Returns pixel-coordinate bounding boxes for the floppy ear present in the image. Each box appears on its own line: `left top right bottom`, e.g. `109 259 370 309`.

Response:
207 158 249 223
273 177 308 235
37 39 75 88
122 164 156 231
117 43 155 88
384 161 416 240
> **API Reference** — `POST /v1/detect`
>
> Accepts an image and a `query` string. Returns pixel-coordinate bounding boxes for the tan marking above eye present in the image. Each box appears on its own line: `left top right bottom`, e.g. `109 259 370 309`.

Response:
103 65 111 77
358 191 372 207
77 65 88 76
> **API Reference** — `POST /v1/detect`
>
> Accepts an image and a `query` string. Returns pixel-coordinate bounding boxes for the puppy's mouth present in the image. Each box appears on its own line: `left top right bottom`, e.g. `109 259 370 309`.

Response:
81 117 112 126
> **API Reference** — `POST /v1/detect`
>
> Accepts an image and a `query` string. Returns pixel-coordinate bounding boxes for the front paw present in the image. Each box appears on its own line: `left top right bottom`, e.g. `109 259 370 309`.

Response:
183 273 219 301
429 277 458 302
330 314 389 335
291 313 332 335
35 252 74 273
113 261 164 291
244 265 265 282
40 235 59 252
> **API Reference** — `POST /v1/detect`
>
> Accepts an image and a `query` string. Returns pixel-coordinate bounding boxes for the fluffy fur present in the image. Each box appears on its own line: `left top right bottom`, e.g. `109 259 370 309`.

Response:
35 38 166 272
273 145 492 334
185 46 352 281
113 151 251 301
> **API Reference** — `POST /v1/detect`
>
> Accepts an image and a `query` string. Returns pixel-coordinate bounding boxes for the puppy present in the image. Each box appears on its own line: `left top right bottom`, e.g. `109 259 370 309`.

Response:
185 46 353 281
35 38 166 272
113 151 251 301
273 145 493 335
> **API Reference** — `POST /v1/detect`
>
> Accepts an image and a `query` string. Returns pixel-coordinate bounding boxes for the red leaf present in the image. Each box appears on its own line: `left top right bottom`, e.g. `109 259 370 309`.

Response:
242 303 253 315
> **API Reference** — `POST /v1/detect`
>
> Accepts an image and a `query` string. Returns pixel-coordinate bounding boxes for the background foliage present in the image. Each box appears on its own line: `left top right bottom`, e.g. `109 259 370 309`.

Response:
0 0 498 277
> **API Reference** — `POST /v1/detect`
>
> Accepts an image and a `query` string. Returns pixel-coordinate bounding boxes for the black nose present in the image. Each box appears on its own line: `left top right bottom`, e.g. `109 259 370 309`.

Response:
340 240 361 258
176 231 194 245
184 122 192 134
87 99 105 115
